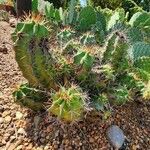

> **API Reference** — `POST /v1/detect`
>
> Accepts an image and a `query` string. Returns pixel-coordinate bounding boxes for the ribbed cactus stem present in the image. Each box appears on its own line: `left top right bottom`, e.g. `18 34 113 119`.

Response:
12 20 57 89
13 23 39 86
111 37 129 71
102 32 117 63
49 84 87 122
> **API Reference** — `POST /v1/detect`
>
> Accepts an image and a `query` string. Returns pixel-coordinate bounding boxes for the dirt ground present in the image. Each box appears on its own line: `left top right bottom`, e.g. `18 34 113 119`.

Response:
0 20 150 150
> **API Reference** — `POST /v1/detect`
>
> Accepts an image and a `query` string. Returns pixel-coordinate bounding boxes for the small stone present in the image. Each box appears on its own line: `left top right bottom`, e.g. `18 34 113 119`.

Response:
46 136 50 140
40 138 45 144
26 143 33 150
44 146 49 150
53 144 58 149
2 139 6 144
7 128 15 134
0 105 4 112
2 111 10 117
5 116 12 123
89 137 94 143
0 117 4 124
10 136 16 140
9 18 17 27
4 133 11 138
54 130 59 138
17 145 23 150
34 116 41 128
143 107 148 112
18 128 27 135
107 125 125 149
16 112 23 120
34 135 38 141
41 133 46 138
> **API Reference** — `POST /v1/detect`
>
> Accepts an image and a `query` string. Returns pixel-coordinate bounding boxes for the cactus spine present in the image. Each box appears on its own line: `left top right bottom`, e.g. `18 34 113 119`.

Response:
49 84 87 122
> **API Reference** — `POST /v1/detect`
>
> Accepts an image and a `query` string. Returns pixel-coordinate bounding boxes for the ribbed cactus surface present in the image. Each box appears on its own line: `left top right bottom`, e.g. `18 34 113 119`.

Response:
49 85 87 122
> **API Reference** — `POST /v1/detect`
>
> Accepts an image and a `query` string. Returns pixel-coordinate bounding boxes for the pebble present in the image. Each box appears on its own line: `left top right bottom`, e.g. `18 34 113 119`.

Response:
34 116 41 128
89 137 94 143
107 125 125 149
0 117 4 124
2 111 10 117
26 143 33 150
40 138 45 144
5 116 12 123
16 145 23 150
10 136 16 140
18 128 27 136
16 112 23 120
44 146 49 150
0 105 4 112
9 18 17 27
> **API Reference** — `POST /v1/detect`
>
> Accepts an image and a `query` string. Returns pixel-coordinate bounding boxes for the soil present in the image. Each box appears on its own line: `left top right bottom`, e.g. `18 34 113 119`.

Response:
0 18 150 150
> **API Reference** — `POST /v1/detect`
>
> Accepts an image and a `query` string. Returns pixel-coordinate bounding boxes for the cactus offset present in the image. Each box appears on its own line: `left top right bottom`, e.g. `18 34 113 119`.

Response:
49 84 88 122
13 84 47 111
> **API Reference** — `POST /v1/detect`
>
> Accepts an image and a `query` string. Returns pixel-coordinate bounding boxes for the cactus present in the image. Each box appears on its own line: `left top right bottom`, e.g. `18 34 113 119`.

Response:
129 11 150 28
49 84 88 122
67 0 78 25
110 36 129 72
128 42 150 82
142 81 150 100
74 50 95 70
11 4 150 121
128 42 150 61
96 10 107 33
13 84 47 111
102 30 133 73
57 29 74 43
102 32 117 63
12 22 39 86
112 86 130 105
134 57 150 74
77 6 96 31
94 93 109 111
107 8 125 31
93 21 105 44
126 27 144 44
80 33 96 45
12 17 57 89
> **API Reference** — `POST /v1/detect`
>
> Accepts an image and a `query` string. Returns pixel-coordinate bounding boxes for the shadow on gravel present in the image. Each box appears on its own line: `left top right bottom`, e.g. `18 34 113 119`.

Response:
24 110 110 149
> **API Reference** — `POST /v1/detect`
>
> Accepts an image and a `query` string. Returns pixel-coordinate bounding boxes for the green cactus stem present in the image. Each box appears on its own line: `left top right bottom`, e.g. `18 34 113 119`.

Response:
78 6 96 31
12 22 39 86
49 84 88 122
13 83 47 111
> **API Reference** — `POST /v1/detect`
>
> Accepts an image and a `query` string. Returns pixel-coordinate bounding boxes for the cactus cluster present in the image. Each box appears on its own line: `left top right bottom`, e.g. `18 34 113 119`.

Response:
12 3 150 122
